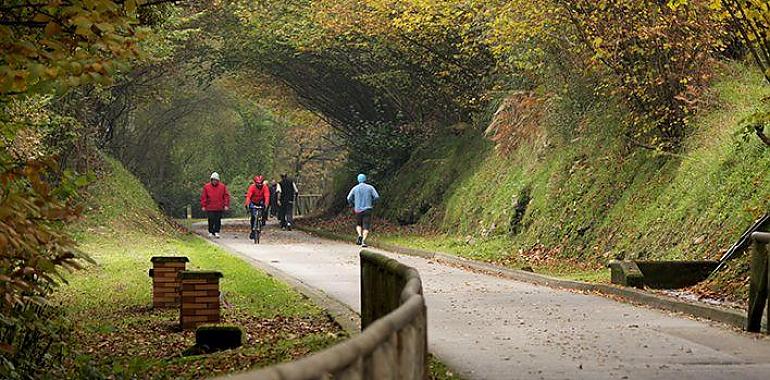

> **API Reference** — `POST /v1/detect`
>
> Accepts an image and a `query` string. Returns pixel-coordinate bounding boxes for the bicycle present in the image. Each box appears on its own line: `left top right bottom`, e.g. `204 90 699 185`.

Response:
249 204 265 244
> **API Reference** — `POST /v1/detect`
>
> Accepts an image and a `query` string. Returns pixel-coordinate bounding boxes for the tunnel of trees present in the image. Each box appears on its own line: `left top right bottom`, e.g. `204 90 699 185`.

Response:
2 0 770 377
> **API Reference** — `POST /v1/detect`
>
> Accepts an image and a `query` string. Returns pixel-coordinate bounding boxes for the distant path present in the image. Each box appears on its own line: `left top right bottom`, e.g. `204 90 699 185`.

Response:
202 222 770 380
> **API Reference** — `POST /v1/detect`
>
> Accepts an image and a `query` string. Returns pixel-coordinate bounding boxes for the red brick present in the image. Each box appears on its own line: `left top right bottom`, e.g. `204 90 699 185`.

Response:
154 266 182 271
154 270 183 276
156 262 186 268
182 278 209 284
195 308 220 316
181 291 209 297
193 284 219 291
181 303 207 309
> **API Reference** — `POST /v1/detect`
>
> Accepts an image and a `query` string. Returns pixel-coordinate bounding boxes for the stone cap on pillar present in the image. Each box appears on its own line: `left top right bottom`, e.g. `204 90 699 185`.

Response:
178 270 224 280
151 256 190 263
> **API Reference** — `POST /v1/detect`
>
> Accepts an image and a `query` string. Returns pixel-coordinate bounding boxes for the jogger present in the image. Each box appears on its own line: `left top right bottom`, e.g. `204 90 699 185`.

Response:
346 173 379 247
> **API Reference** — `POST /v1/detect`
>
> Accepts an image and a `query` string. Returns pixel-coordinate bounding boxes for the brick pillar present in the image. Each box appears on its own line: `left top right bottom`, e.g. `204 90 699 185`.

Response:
179 271 223 330
149 256 189 308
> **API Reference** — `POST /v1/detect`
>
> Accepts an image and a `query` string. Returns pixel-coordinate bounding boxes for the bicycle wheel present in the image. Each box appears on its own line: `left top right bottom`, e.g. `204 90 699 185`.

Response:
253 208 262 244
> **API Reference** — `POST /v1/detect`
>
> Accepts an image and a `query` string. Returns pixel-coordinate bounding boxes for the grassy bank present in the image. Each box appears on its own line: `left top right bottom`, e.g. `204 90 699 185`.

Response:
327 65 770 301
55 158 344 378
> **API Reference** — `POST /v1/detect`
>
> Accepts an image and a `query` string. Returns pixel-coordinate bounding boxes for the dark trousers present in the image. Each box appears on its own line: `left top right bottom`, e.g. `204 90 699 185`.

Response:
279 202 294 227
207 211 223 234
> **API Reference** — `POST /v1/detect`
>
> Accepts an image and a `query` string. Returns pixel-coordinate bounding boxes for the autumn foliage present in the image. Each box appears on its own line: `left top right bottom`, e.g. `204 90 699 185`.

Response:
216 0 770 162
0 1 163 376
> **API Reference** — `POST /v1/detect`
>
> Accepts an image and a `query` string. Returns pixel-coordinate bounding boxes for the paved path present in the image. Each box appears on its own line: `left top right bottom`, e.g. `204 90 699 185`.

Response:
207 224 770 380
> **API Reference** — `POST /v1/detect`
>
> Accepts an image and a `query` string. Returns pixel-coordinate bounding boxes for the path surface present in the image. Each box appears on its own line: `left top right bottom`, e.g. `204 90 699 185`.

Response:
205 223 770 380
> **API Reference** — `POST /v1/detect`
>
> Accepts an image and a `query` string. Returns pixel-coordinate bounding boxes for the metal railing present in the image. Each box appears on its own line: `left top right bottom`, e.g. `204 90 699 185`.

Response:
219 250 427 380
747 231 770 332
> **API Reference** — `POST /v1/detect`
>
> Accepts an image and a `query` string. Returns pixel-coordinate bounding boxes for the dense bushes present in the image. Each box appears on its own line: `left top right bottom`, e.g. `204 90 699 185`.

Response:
0 150 89 378
0 2 173 377
556 0 725 147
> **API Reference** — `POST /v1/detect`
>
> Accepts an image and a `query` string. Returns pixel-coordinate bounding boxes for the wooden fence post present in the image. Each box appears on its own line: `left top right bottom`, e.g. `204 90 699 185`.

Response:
748 234 770 332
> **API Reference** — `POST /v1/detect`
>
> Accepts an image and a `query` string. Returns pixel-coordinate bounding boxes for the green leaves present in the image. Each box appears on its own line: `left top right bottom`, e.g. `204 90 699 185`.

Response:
719 0 770 85
0 0 147 95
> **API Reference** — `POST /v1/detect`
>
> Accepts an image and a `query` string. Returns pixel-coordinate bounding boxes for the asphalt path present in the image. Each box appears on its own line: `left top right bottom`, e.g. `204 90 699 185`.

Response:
204 222 770 380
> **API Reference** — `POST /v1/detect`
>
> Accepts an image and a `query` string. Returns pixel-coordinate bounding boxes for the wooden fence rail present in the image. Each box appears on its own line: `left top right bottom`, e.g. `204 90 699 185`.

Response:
295 194 323 217
217 250 427 380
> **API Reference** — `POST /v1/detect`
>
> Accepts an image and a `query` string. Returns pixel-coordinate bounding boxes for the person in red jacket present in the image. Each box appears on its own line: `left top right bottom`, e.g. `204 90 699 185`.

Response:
200 172 230 238
244 175 270 239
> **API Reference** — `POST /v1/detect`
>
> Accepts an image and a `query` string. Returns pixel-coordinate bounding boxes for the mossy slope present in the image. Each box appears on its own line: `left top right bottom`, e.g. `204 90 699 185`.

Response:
378 66 770 300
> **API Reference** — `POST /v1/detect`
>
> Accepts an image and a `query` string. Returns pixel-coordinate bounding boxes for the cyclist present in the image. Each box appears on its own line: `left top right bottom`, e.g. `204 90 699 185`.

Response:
346 173 379 247
244 175 270 240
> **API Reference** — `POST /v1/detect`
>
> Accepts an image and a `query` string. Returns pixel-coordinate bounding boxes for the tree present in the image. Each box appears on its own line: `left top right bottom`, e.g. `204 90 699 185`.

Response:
717 0 770 146
0 1 178 376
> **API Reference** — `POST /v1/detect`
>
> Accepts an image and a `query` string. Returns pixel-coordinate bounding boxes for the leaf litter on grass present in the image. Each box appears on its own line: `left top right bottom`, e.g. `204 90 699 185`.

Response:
63 304 345 378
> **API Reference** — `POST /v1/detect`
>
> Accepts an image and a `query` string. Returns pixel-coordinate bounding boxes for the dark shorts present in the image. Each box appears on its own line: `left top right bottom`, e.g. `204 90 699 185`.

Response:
355 209 372 230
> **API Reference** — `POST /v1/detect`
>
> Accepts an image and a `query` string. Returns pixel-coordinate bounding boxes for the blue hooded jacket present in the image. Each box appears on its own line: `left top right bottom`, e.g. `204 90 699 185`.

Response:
347 179 379 213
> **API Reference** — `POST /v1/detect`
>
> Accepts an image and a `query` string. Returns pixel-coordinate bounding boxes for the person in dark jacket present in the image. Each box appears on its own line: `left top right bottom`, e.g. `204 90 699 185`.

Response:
277 174 299 230
200 172 230 238
268 179 278 218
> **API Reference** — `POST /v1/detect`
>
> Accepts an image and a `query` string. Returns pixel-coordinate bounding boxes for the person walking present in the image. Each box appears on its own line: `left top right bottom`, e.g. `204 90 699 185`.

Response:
276 174 299 230
346 173 379 247
200 172 230 238
268 179 278 218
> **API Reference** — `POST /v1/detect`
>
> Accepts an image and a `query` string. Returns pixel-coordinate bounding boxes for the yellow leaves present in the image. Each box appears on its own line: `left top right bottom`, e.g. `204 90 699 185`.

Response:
11 71 29 92
32 13 52 23
125 0 138 15
44 22 62 37
0 0 149 95
718 0 770 84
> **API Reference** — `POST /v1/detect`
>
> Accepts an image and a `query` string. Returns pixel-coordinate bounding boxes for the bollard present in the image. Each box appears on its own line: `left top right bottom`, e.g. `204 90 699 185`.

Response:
149 256 189 308
747 232 770 332
179 271 224 330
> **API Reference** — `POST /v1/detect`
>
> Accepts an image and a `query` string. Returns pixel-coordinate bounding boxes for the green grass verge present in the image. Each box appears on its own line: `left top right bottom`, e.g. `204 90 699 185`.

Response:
429 354 463 380
54 157 343 378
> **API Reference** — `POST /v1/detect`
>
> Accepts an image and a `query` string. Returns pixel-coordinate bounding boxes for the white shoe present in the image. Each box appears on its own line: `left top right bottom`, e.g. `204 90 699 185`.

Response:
214 233 221 239
208 233 214 238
